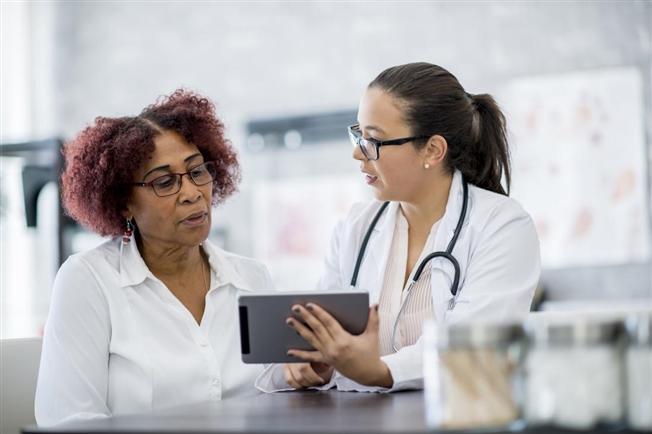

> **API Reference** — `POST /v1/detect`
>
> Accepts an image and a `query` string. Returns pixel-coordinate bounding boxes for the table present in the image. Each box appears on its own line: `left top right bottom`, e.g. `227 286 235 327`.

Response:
22 390 642 434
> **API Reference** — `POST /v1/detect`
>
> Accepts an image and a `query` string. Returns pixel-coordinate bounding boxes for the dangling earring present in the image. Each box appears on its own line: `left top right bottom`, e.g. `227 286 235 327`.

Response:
424 163 431 169
123 218 133 244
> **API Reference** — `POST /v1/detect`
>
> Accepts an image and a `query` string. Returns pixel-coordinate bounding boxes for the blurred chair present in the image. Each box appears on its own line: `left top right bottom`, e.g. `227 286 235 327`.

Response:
1 338 42 434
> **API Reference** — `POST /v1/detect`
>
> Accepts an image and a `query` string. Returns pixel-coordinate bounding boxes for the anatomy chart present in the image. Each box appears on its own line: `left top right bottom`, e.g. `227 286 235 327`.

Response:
500 67 649 268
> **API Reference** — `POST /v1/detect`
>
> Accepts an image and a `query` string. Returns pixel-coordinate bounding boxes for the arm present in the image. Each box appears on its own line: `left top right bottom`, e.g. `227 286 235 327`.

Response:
287 202 541 393
445 203 541 324
35 256 112 426
370 204 541 392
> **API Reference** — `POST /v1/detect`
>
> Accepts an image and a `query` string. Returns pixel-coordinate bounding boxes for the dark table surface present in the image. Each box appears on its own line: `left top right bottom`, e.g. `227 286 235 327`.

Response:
22 390 643 434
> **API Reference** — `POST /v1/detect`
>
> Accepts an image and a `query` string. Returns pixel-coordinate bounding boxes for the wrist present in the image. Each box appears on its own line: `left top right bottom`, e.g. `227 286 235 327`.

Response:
366 359 393 388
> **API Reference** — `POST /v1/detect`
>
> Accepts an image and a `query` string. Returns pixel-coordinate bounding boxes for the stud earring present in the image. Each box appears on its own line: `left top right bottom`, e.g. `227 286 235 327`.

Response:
123 218 133 244
424 163 431 169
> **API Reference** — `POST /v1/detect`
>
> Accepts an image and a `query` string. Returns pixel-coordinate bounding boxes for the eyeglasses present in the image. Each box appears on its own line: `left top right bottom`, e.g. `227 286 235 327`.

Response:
347 124 430 161
131 161 218 197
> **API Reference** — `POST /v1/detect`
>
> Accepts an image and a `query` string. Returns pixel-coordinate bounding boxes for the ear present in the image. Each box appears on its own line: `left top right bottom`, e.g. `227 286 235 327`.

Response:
121 202 134 221
422 134 448 167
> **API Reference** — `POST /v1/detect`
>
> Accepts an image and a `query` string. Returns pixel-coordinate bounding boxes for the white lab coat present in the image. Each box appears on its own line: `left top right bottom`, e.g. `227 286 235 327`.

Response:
256 169 541 393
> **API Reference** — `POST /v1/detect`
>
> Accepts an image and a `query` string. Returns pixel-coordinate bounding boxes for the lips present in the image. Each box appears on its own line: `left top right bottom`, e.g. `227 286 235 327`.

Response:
180 211 208 226
362 171 378 185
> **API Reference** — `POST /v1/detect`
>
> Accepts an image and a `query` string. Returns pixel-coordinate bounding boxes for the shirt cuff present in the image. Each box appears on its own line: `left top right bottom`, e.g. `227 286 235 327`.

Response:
255 364 294 393
380 352 424 392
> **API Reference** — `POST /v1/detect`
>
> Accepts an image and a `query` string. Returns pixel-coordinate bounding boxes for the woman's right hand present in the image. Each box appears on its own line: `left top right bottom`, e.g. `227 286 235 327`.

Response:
283 362 334 389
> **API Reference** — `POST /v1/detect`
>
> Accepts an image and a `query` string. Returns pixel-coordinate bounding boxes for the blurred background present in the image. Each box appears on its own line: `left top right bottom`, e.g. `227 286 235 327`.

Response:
1 0 651 339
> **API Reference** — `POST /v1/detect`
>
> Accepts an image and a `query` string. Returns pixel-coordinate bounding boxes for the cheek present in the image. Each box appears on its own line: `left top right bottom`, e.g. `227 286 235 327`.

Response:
375 157 413 185
202 185 214 203
131 196 176 230
376 156 425 195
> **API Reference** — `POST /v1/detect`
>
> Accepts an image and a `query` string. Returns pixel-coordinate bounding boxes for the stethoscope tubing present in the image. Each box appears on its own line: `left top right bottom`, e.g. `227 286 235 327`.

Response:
351 177 469 352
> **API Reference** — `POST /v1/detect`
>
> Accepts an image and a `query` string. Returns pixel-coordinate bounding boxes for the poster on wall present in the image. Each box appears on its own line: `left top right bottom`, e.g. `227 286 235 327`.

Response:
253 176 370 291
500 67 649 268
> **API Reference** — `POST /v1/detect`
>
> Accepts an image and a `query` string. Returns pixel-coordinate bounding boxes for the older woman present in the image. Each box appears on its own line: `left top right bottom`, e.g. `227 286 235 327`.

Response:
35 90 273 426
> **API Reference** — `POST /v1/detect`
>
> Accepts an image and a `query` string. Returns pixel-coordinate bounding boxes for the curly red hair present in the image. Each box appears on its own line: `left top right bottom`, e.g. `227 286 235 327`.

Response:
61 89 240 237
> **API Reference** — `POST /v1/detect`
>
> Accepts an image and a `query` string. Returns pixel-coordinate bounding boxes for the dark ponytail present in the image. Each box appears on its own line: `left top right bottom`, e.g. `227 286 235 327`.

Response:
369 63 511 195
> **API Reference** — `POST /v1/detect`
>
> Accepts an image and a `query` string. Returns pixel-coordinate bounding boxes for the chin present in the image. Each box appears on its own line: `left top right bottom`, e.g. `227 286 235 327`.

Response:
181 223 211 246
372 188 396 203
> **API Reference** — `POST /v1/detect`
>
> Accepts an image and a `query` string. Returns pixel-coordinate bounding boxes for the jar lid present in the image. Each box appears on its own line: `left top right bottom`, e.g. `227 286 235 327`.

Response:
525 317 624 345
437 322 524 348
625 313 652 345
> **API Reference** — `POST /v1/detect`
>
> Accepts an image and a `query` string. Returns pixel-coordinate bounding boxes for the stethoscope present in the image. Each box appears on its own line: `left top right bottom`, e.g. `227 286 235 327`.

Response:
349 176 469 352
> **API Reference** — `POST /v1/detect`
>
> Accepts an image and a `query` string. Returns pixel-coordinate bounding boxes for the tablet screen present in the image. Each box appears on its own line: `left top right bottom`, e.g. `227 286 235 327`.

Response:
238 291 369 363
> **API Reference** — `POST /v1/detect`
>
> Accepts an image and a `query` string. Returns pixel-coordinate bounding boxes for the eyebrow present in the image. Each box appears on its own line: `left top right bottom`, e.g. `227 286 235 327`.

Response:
360 124 386 135
142 153 203 180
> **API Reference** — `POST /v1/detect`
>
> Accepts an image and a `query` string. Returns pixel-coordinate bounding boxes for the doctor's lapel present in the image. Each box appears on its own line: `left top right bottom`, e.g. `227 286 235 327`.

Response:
430 171 469 322
355 201 400 305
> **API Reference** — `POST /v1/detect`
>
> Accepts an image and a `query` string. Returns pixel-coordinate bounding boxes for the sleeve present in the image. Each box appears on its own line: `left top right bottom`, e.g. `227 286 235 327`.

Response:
326 338 425 393
34 256 112 426
316 218 347 291
380 337 424 391
445 201 541 324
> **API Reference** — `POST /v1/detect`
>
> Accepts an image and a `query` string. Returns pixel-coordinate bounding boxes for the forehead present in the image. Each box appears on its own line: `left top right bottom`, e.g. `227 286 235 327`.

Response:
357 87 409 133
147 130 200 166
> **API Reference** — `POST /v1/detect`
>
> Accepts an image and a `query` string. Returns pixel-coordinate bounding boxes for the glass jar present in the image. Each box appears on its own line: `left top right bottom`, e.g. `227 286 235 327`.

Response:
625 312 652 430
523 317 624 429
423 319 526 430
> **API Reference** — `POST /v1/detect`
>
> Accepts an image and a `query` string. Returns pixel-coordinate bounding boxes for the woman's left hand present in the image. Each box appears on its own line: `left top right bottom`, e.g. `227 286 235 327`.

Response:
286 303 393 388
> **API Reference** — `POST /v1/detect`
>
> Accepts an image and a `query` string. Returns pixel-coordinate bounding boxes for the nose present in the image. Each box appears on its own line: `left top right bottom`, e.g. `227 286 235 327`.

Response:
352 144 366 162
178 174 202 203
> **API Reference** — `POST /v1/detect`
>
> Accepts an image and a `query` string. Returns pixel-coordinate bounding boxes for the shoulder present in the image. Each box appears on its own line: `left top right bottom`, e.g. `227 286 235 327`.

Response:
466 185 539 253
57 238 120 282
203 240 274 290
51 240 118 313
337 199 388 231
468 184 533 228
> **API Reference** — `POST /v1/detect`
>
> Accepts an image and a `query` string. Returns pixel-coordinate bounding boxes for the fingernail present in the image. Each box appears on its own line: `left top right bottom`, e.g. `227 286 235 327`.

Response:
374 304 379 312
286 318 293 326
292 306 300 314
306 303 314 311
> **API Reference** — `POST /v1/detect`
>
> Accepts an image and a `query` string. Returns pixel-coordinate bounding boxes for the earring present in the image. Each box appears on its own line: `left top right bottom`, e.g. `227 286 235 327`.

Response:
122 218 133 244
424 163 431 169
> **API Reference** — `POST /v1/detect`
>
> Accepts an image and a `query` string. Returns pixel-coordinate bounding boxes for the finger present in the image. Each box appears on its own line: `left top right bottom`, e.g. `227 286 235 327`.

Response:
284 363 303 389
289 363 320 388
287 317 323 352
304 303 347 340
291 304 334 344
364 304 380 335
288 349 326 365
310 361 332 375
296 361 328 385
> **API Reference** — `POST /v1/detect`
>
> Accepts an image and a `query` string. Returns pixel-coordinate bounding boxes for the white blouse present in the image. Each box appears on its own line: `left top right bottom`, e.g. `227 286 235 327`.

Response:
35 238 273 426
377 209 437 356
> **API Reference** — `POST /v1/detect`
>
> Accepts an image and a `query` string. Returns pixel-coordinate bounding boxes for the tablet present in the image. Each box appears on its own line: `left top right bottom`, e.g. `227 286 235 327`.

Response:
238 290 369 364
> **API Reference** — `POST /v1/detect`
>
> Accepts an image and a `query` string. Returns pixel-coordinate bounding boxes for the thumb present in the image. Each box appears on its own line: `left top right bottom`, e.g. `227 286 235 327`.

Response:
364 304 380 334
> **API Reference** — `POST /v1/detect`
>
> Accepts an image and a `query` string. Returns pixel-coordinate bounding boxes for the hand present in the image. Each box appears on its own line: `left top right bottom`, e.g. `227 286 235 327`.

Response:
283 362 334 389
286 303 393 388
